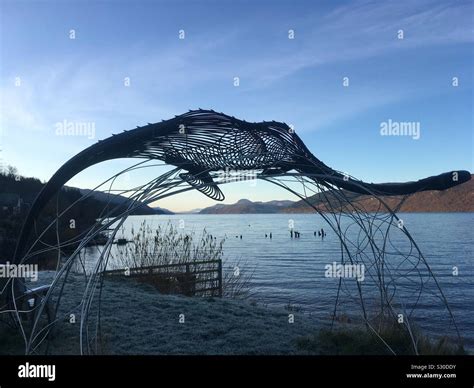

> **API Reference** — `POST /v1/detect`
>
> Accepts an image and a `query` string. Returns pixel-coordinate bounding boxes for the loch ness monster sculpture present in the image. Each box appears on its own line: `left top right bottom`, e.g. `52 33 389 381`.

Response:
6 109 470 355
13 109 471 262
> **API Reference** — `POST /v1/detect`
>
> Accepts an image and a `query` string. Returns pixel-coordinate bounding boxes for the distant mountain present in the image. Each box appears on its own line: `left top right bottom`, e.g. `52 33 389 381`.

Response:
198 177 473 214
177 208 203 214
151 206 174 215
265 200 296 207
78 189 173 215
284 175 474 213
199 199 295 214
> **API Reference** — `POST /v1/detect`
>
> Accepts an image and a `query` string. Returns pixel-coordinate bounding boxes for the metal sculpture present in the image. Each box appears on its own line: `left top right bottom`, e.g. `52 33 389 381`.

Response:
3 109 471 354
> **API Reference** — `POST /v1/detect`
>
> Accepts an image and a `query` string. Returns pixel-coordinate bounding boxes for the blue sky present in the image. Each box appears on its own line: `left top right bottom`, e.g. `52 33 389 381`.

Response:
0 0 472 211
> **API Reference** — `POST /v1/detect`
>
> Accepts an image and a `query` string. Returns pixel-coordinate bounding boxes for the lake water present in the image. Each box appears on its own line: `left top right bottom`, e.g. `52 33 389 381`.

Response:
84 212 474 351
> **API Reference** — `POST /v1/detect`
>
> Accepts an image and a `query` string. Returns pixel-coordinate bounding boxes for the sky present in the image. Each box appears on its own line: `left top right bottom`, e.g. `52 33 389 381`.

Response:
0 0 472 212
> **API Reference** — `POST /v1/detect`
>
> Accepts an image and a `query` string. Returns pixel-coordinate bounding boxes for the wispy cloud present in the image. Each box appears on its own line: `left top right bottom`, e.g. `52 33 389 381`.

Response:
1 0 471 134
0 0 471 193
237 0 473 88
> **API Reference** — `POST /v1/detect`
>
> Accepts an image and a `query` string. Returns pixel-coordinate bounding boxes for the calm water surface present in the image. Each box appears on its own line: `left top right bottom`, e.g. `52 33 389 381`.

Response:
83 212 473 350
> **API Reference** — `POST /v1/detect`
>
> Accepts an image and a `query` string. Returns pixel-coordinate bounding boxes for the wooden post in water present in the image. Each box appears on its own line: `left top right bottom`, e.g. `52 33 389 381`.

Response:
217 259 223 297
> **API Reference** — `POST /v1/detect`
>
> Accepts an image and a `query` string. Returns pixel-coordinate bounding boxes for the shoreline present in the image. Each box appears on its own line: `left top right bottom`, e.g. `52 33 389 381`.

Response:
156 211 474 216
1 271 467 355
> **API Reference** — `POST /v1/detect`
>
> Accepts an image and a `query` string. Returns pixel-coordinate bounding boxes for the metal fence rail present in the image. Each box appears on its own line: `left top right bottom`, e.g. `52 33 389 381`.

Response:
102 259 222 297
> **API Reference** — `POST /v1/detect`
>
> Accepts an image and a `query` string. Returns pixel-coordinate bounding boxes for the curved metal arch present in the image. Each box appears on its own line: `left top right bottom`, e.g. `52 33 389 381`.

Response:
5 110 471 355
13 109 471 263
